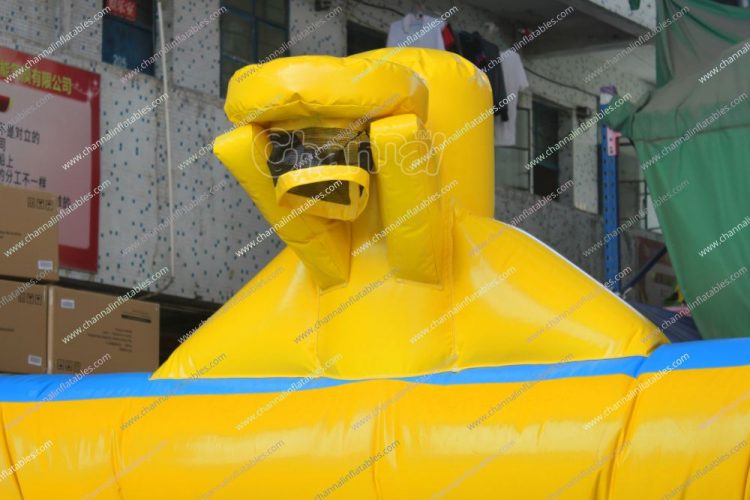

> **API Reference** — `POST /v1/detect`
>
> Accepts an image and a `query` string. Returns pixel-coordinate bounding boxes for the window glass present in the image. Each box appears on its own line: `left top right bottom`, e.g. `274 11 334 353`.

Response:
618 143 646 227
221 58 247 94
101 0 154 74
495 108 530 191
134 0 154 26
347 22 387 55
256 0 288 25
257 22 287 60
222 12 255 62
532 100 561 198
223 0 253 11
221 1 289 96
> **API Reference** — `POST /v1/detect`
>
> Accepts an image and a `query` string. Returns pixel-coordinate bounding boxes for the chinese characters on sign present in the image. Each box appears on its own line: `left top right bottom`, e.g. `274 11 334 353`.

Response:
0 46 101 271
0 122 44 186
0 62 73 94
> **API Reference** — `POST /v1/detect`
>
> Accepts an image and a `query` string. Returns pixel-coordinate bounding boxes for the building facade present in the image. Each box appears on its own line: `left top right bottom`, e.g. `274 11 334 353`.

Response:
0 0 667 311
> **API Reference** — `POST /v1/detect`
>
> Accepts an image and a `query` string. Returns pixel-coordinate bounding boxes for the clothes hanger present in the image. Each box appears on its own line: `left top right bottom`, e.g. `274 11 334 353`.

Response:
403 0 425 31
413 0 426 21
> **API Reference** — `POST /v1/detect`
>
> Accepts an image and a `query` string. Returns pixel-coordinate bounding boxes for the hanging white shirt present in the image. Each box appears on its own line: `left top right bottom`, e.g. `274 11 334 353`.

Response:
494 50 530 146
387 14 445 50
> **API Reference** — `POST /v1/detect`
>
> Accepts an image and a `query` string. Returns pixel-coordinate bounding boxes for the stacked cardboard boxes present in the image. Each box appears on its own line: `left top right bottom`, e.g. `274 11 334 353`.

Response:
0 280 48 374
47 287 159 373
0 185 58 374
0 184 59 281
0 185 159 374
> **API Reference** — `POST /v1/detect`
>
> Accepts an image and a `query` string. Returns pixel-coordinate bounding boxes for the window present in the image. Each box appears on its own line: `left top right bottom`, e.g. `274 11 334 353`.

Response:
618 141 660 231
496 97 574 203
221 0 289 96
531 100 562 198
347 23 387 55
102 0 155 74
494 107 531 191
618 142 642 224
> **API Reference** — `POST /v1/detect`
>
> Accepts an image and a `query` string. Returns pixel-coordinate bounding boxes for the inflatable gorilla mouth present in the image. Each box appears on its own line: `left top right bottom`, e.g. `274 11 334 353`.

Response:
265 128 373 220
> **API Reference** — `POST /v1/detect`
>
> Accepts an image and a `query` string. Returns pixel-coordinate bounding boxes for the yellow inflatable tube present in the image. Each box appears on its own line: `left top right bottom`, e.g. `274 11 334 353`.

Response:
1 344 749 498
0 49 748 499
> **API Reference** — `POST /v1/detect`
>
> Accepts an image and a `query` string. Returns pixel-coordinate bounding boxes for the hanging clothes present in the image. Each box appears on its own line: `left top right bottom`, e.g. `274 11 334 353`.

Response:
442 23 459 54
458 31 509 121
494 50 529 146
481 39 509 122
387 14 446 50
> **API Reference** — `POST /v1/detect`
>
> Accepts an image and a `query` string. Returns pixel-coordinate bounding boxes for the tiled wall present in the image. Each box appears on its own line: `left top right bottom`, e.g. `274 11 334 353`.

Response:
68 1 105 62
0 0 280 303
0 0 658 301
289 0 347 57
0 0 60 43
171 0 222 97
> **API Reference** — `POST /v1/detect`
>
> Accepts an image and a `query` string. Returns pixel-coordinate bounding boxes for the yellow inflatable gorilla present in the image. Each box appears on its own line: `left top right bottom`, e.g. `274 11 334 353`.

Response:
156 48 665 380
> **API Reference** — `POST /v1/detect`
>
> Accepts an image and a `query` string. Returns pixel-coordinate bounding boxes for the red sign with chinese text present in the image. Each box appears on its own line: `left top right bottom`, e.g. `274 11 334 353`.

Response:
0 47 101 272
106 0 138 22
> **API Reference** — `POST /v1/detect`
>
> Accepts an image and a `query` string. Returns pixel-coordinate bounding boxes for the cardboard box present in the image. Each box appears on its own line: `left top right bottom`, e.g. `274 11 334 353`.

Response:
48 287 159 374
0 185 59 281
0 279 48 373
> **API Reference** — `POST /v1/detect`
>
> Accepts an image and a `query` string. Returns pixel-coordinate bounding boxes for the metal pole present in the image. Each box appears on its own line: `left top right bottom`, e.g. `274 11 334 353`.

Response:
158 0 175 282
600 86 621 291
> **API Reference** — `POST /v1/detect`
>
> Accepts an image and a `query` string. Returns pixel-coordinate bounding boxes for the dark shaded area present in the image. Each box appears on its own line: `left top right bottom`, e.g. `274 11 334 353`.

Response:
628 300 702 343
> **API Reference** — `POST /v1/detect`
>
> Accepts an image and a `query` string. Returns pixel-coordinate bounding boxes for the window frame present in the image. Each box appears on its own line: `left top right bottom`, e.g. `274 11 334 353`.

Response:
101 0 156 74
494 106 532 192
531 97 567 198
220 0 290 96
346 22 387 55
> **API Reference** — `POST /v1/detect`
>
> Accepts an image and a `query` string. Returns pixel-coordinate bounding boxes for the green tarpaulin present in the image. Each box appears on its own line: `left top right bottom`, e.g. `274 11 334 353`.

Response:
656 0 750 86
606 0 750 339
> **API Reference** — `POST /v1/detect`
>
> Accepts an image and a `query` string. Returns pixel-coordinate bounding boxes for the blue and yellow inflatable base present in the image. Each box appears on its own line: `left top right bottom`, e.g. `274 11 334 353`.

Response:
1 340 749 498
